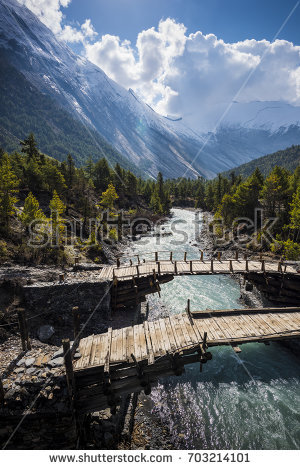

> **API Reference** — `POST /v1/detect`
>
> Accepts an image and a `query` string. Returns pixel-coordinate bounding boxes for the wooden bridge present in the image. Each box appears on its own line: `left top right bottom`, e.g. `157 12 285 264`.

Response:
70 305 300 414
96 252 300 308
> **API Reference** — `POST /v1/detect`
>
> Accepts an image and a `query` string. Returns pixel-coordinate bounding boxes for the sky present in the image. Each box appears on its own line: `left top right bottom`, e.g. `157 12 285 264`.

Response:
17 0 300 129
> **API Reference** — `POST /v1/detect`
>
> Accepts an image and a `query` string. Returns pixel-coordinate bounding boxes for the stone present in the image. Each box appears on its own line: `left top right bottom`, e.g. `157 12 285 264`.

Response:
73 352 81 359
37 325 55 342
48 357 64 368
16 358 25 367
52 347 63 359
26 367 36 375
25 358 35 367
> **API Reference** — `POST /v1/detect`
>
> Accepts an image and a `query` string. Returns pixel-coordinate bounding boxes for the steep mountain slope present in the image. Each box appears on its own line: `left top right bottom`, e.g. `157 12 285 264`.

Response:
0 0 300 178
0 53 140 172
221 145 300 178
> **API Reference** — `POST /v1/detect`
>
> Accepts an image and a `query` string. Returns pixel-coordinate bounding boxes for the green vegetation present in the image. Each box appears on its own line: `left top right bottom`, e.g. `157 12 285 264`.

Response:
0 133 171 264
221 145 300 179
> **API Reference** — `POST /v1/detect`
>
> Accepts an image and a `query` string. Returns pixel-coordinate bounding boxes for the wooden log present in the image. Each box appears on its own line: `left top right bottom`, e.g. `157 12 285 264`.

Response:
72 307 80 342
232 346 241 354
62 339 75 399
17 309 29 351
0 376 4 407
104 328 113 374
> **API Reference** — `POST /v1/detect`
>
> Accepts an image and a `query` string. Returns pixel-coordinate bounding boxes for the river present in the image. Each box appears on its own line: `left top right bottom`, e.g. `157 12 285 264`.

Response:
127 208 300 450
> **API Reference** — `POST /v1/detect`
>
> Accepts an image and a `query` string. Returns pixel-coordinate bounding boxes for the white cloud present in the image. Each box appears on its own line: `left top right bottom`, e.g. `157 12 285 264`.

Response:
84 20 300 131
18 0 97 43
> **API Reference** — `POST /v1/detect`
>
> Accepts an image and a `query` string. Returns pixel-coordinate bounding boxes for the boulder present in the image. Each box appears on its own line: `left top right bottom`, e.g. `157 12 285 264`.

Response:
37 325 55 342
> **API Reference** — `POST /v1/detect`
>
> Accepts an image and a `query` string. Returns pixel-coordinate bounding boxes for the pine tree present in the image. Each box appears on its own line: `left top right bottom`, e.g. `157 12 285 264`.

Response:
20 133 40 163
19 192 46 230
99 183 119 211
0 154 19 232
49 190 66 244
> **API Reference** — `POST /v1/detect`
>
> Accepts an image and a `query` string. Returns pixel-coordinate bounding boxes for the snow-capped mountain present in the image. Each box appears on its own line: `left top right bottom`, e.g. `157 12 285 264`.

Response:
0 0 300 178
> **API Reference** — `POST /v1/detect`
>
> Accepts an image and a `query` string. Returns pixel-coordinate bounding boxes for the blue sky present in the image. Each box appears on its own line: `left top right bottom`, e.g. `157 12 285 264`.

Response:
64 0 300 46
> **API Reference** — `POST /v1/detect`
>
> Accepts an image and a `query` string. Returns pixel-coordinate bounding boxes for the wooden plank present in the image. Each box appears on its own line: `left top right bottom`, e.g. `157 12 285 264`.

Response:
99 331 109 366
122 327 127 362
133 324 142 362
158 318 172 352
104 328 113 373
143 321 155 364
177 314 196 346
180 313 200 345
153 319 166 356
126 327 134 362
148 320 160 357
164 316 180 350
138 323 148 360
82 335 94 368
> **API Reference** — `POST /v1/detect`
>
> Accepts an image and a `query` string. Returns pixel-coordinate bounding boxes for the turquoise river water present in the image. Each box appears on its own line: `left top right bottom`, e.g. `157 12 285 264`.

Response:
128 208 300 450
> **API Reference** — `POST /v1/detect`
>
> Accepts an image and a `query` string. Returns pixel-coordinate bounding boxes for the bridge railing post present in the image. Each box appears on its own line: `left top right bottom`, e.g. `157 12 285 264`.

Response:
184 252 187 262
155 252 158 262
62 339 75 400
174 261 178 275
200 250 204 261
170 252 173 262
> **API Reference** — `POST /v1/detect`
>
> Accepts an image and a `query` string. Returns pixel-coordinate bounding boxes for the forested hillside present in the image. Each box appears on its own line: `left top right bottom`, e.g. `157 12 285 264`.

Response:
221 145 300 179
0 134 171 265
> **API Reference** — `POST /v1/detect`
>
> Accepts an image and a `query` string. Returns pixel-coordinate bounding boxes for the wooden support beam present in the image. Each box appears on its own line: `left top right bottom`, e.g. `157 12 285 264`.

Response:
261 260 265 272
229 260 233 272
232 346 241 354
17 309 30 351
203 332 208 350
190 260 193 272
0 376 4 407
152 269 156 281
136 265 140 277
157 261 161 275
137 255 140 265
146 302 149 319
278 262 282 273
130 259 133 266
74 256 79 266
62 339 75 399
174 261 178 275
211 259 214 272
245 259 249 272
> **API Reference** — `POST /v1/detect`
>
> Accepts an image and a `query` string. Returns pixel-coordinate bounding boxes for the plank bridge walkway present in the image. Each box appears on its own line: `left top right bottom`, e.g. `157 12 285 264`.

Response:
72 306 300 414
98 252 299 308
99 255 299 282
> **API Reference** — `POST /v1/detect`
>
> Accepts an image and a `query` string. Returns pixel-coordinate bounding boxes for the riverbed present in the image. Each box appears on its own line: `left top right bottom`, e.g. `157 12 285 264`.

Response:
127 208 300 450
